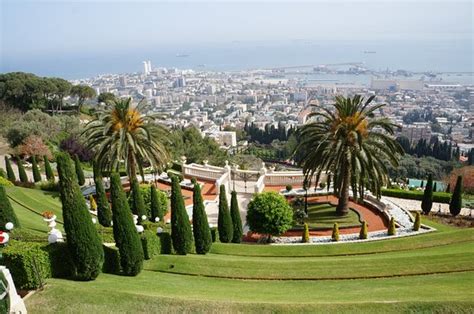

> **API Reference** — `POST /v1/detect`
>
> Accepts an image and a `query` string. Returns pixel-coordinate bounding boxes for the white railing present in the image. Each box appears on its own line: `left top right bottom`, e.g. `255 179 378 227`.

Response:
183 163 225 180
254 175 266 193
264 171 327 186
0 266 27 313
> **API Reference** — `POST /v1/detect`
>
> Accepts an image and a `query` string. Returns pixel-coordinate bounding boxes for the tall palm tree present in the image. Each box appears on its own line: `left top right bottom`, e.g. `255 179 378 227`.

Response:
82 98 169 183
296 95 403 216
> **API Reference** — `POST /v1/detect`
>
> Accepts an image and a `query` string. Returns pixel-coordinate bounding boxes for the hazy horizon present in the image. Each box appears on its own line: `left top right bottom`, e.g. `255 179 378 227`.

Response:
1 0 472 78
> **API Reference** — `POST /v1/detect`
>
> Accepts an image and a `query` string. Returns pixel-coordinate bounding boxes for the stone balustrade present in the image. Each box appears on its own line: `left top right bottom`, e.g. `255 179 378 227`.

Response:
183 163 225 180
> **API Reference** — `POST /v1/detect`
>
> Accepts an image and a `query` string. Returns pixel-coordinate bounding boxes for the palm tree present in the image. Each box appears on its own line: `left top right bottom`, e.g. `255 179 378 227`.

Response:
296 95 403 216
82 98 169 183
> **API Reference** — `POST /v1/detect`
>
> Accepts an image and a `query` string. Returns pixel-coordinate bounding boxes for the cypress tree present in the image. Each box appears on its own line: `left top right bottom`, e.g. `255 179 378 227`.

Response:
16 157 28 183
170 176 193 255
421 174 433 215
4 157 15 182
446 183 451 193
31 156 42 183
94 174 112 227
302 223 310 243
359 221 368 239
149 185 160 222
217 185 233 243
331 223 339 241
449 176 463 217
56 152 103 280
433 182 437 192
109 173 144 276
74 155 85 186
388 217 396 235
44 155 54 182
130 179 146 221
0 186 20 231
413 212 421 231
230 190 243 243
420 180 424 188
192 182 212 254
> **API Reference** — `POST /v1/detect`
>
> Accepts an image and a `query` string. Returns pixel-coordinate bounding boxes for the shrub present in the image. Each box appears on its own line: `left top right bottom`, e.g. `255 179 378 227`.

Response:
37 180 59 192
43 242 74 278
16 135 52 160
141 230 161 259
0 168 5 178
96 225 115 243
4 157 15 182
102 245 121 274
413 212 421 231
0 185 20 231
16 157 28 183
109 172 144 276
331 223 339 241
192 182 212 254
89 195 97 211
130 179 147 221
9 228 44 243
158 232 173 254
2 241 51 290
246 191 293 240
381 188 451 203
73 154 85 186
43 155 54 182
0 177 13 187
94 174 112 227
388 217 396 236
286 185 293 192
359 221 368 239
421 174 433 215
302 223 310 243
218 185 233 243
167 170 183 182
170 176 193 255
31 155 42 183
230 190 243 243
57 152 104 280
4 157 15 183
210 227 218 242
59 136 93 162
150 185 167 222
449 176 463 217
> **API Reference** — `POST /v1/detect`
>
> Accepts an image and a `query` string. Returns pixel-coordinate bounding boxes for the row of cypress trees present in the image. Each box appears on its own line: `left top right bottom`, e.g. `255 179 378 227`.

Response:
420 173 464 216
3 154 83 185
218 185 243 243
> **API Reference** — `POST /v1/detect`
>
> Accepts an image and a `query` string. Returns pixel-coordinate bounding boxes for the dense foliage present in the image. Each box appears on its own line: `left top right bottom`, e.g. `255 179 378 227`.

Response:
94 174 112 227
129 179 147 220
109 173 144 276
56 152 103 280
421 174 433 214
0 185 20 231
16 157 28 183
170 176 193 255
246 191 293 238
217 185 233 243
74 154 85 186
4 156 16 182
31 155 42 182
230 190 243 243
381 188 451 203
449 176 463 217
192 182 212 254
44 155 54 182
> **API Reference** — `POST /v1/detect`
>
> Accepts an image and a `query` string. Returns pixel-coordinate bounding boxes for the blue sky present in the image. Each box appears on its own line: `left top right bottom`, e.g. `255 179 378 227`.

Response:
0 1 472 77
1 0 472 57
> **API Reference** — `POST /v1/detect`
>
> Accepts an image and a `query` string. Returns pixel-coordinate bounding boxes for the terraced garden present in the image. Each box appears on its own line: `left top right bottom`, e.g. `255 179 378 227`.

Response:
25 218 474 313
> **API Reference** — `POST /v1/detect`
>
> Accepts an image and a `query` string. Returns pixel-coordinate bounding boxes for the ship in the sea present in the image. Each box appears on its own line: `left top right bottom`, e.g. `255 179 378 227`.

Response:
176 53 190 58
363 51 376 54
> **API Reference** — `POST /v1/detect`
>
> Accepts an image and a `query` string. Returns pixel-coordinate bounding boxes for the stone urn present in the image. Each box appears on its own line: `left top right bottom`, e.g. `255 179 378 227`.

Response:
43 215 64 242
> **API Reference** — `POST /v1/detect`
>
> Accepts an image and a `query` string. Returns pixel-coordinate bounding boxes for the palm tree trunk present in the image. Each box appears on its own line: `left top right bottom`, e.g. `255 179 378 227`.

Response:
336 160 350 216
128 149 137 184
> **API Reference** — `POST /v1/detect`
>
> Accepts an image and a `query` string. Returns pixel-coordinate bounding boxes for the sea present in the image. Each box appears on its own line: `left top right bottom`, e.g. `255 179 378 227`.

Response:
1 39 473 83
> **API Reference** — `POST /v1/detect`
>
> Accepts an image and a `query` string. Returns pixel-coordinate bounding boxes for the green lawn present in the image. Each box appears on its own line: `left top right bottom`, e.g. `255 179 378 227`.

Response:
293 202 361 229
5 186 63 233
6 187 472 313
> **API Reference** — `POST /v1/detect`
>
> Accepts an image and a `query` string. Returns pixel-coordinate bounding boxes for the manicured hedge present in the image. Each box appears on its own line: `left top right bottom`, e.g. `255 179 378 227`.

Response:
2 241 52 290
102 245 121 275
43 242 74 278
141 230 161 260
381 188 451 203
158 232 173 254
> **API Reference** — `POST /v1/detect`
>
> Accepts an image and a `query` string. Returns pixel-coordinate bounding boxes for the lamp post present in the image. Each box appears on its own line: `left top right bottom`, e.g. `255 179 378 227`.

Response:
303 179 308 215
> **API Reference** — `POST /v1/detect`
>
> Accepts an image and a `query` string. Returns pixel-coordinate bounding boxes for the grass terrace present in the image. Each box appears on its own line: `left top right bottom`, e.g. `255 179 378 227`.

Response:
292 202 361 230
25 218 474 313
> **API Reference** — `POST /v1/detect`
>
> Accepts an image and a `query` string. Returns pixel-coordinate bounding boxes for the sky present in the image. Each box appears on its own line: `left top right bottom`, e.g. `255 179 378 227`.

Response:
0 0 472 77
